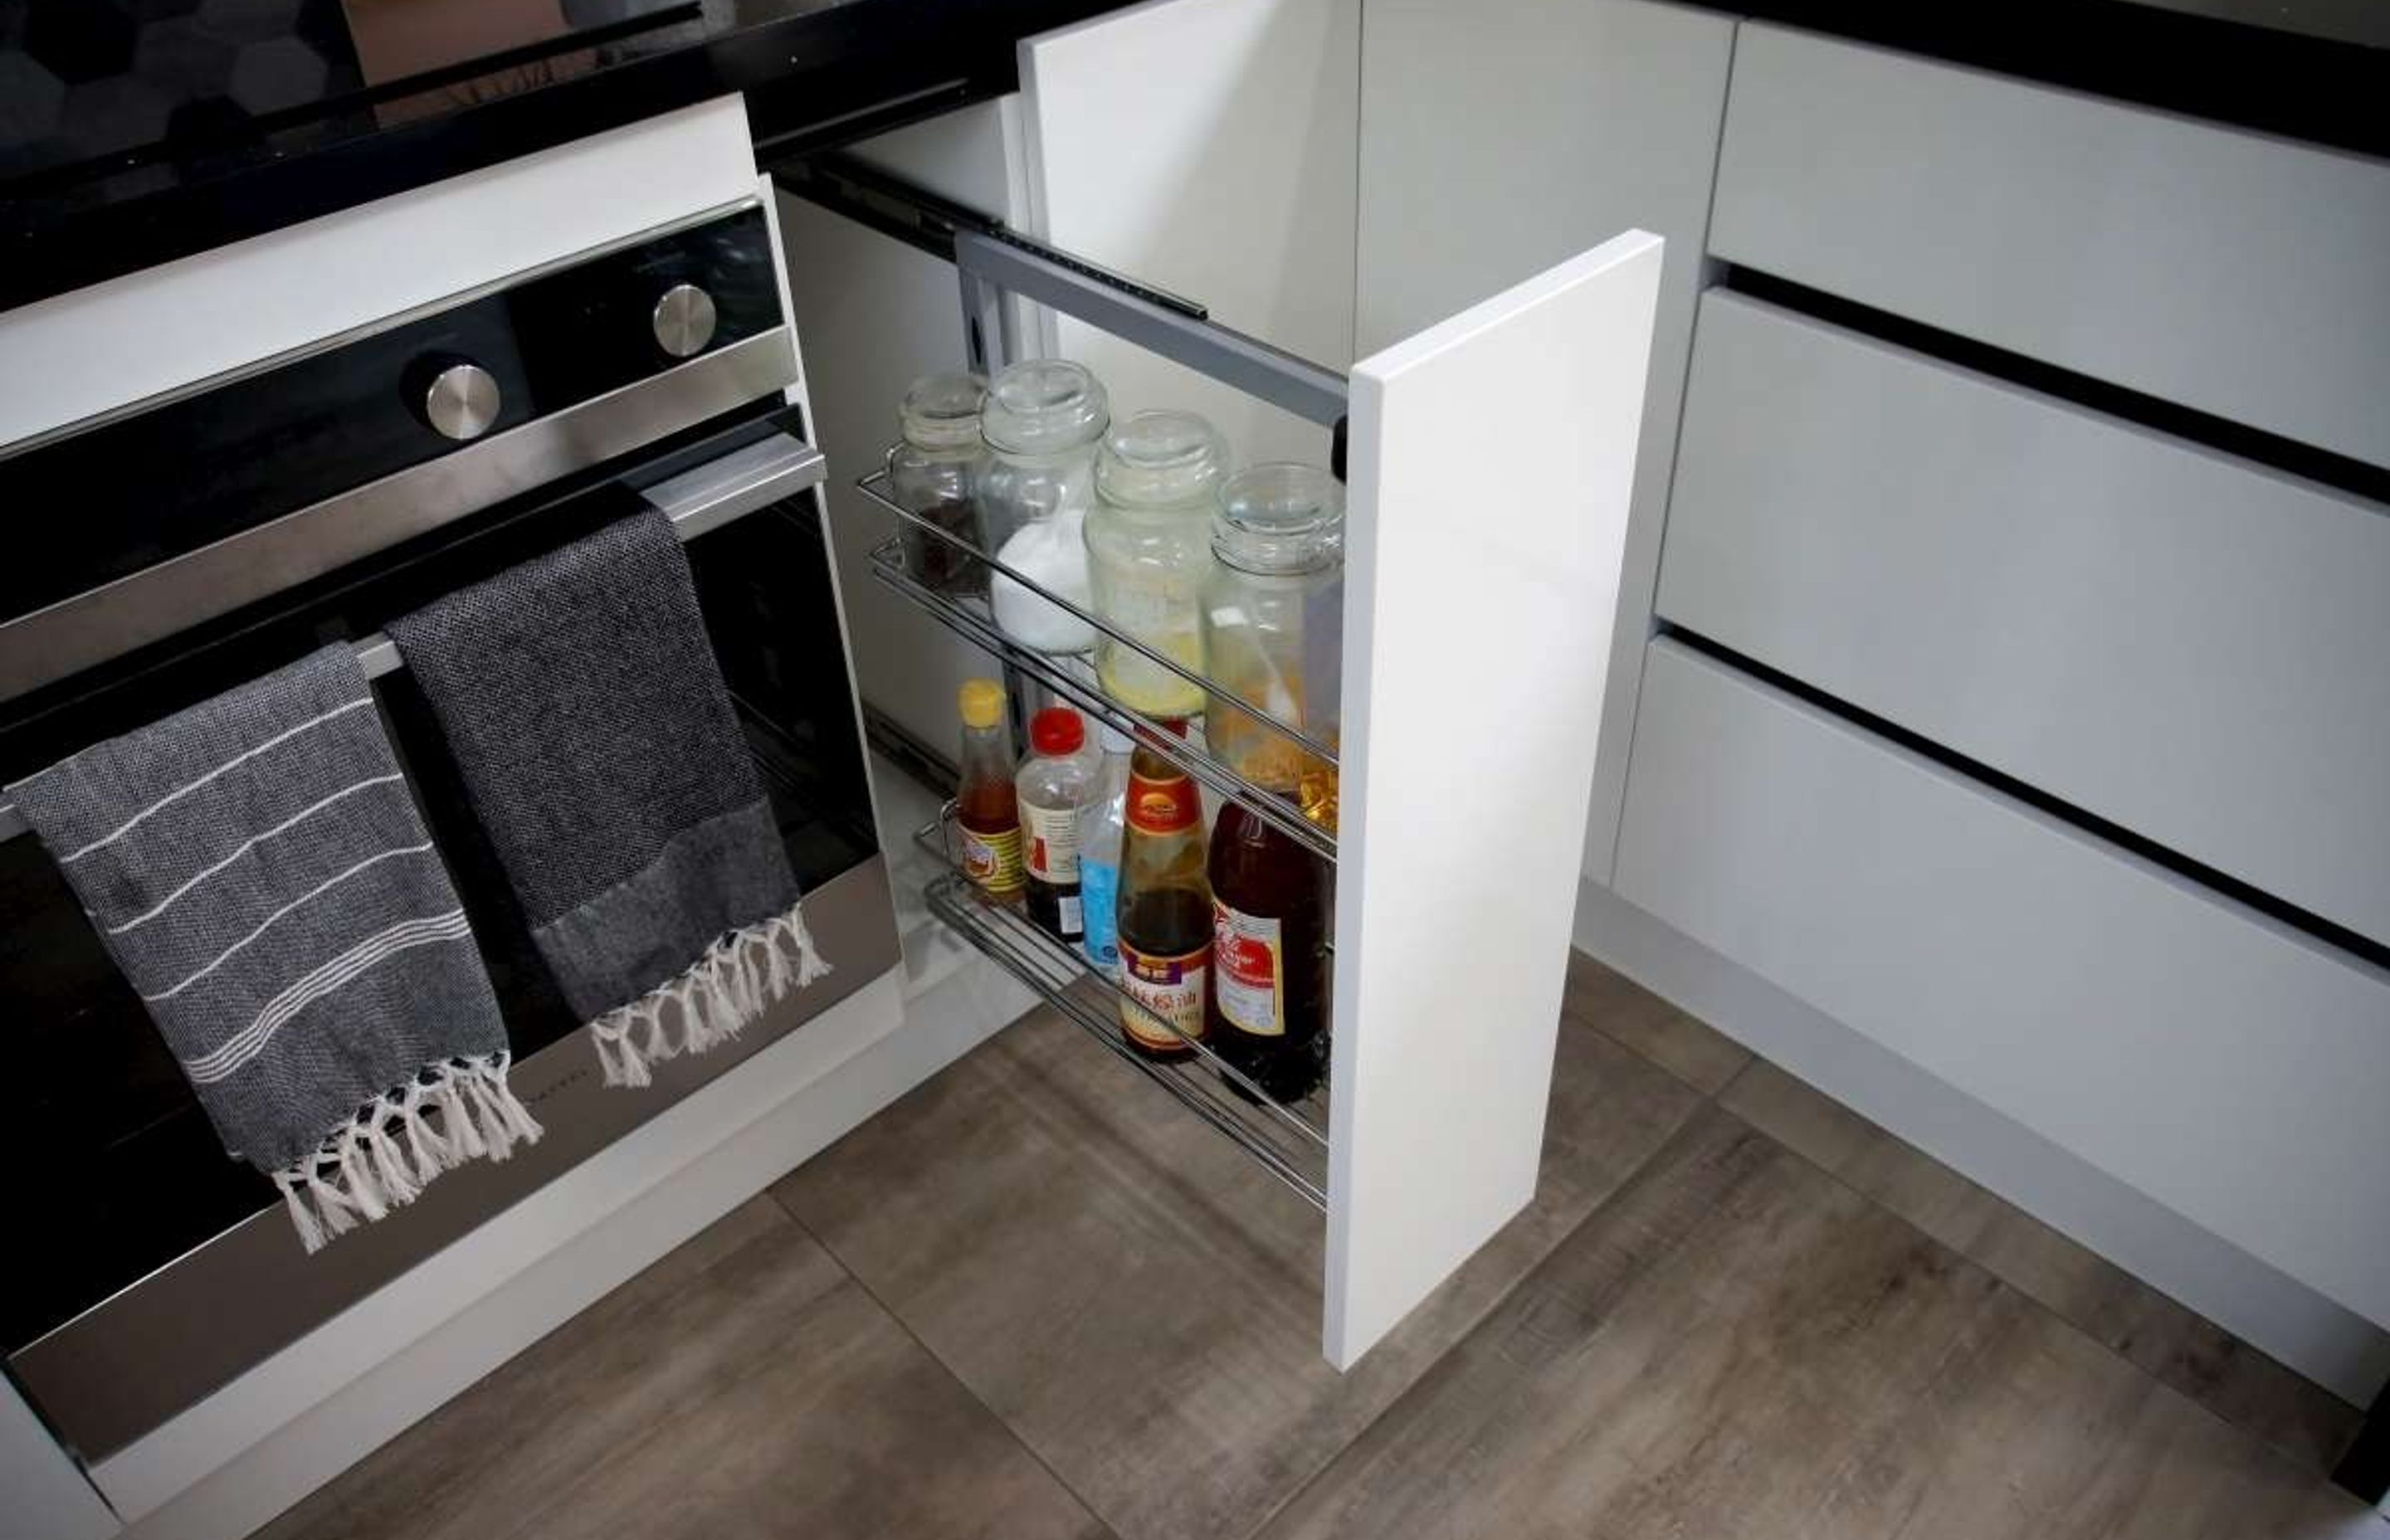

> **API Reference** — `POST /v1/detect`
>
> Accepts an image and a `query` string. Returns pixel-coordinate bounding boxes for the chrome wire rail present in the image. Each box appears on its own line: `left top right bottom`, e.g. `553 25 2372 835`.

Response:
863 478 1337 865
920 855 1329 1212
915 807 1328 1150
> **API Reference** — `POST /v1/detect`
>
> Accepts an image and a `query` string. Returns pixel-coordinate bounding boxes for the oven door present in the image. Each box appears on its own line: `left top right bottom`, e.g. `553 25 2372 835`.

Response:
0 404 894 1465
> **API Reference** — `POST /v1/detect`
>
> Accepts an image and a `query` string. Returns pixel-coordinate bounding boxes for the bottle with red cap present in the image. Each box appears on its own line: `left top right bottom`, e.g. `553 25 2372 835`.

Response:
1015 705 1100 943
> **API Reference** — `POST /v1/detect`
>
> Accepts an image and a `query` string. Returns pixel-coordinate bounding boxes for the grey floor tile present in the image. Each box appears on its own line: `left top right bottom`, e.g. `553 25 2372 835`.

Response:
255 1196 1110 1540
1563 948 1752 1094
773 1001 1704 1540
1719 1058 2363 1474
1258 1107 2378 1540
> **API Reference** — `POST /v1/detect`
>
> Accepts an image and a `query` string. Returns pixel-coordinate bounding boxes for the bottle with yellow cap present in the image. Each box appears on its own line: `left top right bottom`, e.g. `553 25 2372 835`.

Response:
955 679 1023 902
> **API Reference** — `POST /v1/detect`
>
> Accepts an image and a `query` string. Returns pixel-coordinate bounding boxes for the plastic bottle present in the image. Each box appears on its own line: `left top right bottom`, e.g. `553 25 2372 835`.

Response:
1075 724 1132 976
1016 707 1099 943
954 680 1022 902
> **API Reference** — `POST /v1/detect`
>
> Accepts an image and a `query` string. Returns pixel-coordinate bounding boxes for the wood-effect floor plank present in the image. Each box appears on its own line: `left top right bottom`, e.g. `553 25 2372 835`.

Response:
1258 1104 2378 1540
254 1196 1110 1540
772 1001 1705 1540
1721 1058 2363 1472
1563 949 1752 1094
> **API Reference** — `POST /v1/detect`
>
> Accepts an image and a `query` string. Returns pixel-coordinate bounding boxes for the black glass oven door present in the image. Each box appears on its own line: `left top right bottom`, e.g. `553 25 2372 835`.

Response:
0 405 883 1460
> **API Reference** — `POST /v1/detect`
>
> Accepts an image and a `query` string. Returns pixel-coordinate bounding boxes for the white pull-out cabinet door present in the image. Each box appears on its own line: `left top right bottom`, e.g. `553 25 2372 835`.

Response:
1328 236 1661 1364
1021 0 1663 1367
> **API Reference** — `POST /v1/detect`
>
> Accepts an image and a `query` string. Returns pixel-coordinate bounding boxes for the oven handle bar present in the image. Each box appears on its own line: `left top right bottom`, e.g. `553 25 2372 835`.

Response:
0 432 825 847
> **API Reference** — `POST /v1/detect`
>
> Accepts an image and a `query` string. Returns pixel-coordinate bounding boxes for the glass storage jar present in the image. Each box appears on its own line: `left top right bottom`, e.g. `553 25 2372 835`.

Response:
885 371 989 596
979 359 1109 654
1085 409 1227 719
1200 462 1344 828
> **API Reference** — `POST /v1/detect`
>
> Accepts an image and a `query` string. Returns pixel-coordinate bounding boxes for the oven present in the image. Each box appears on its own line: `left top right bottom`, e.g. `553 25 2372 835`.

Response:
0 188 893 1466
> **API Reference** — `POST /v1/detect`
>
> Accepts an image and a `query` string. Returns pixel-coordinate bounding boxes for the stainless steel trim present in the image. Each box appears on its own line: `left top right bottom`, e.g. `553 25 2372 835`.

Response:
0 431 825 845
10 854 902 1461
354 636 402 680
637 431 825 541
0 196 766 465
0 326 799 708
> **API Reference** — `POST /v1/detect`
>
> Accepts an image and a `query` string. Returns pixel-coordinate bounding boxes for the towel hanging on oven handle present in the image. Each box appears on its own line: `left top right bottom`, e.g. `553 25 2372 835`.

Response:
0 431 826 847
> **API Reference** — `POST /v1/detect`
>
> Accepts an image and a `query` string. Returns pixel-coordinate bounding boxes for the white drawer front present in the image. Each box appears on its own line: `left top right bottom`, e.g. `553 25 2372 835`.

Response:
1615 639 2390 1328
1710 25 2390 468
1658 291 2390 946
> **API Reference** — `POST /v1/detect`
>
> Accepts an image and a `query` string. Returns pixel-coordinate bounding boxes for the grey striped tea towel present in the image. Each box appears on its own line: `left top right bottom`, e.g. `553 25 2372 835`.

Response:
6 646 539 1253
387 509 827 1089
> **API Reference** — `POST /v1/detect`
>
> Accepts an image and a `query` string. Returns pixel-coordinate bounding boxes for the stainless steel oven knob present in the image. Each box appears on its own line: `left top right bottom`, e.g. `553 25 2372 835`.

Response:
651 283 718 358
417 361 501 441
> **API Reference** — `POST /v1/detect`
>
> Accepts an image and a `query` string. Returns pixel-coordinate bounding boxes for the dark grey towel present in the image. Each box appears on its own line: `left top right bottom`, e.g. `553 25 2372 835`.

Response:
7 646 540 1253
387 509 827 1087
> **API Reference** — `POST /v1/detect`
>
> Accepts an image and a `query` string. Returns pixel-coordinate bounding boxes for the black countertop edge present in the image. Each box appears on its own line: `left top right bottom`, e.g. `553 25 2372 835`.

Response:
0 0 1128 319
1 0 2382 322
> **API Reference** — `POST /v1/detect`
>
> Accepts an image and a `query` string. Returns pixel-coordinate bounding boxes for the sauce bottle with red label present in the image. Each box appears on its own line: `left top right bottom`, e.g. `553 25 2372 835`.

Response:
1115 732 1209 1060
955 679 1023 902
1206 797 1329 1101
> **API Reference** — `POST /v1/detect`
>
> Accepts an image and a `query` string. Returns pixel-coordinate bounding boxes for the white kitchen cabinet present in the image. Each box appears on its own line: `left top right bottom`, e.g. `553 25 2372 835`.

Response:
1349 0 1733 886
788 0 1663 1367
1615 638 2390 1331
1660 290 2390 948
1019 0 1359 467
774 103 1035 762
1569 19 2390 1408
1710 23 2390 468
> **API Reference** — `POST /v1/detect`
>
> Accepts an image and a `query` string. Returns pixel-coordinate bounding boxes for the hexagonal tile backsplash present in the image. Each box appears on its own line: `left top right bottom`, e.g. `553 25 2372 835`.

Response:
1 0 363 179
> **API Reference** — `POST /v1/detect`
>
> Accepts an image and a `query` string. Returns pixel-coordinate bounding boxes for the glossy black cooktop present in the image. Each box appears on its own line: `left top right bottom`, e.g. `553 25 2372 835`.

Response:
0 0 2383 321
0 0 1129 314
0 0 717 192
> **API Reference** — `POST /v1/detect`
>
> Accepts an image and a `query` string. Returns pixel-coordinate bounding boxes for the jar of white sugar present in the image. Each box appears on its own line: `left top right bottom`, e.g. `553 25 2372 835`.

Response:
979 359 1110 655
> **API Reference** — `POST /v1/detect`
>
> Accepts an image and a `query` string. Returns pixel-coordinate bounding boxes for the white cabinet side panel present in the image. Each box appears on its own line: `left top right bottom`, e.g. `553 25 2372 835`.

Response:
1019 0 1358 466
1616 640 2390 1328
1327 234 1662 1367
1354 0 1734 885
773 103 1026 753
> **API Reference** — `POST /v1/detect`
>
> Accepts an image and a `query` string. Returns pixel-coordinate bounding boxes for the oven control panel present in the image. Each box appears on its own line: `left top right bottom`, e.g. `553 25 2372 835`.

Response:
0 203 784 641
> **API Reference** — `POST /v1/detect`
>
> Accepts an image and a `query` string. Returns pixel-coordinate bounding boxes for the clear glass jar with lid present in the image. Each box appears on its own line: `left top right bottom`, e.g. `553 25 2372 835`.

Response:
979 359 1109 654
1085 409 1227 719
1200 462 1345 830
885 371 989 596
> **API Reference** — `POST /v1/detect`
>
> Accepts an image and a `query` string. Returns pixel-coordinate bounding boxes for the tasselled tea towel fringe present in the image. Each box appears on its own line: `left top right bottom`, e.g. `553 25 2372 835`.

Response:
4 645 529 1255
588 903 832 1088
271 1051 542 1253
386 509 826 1087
